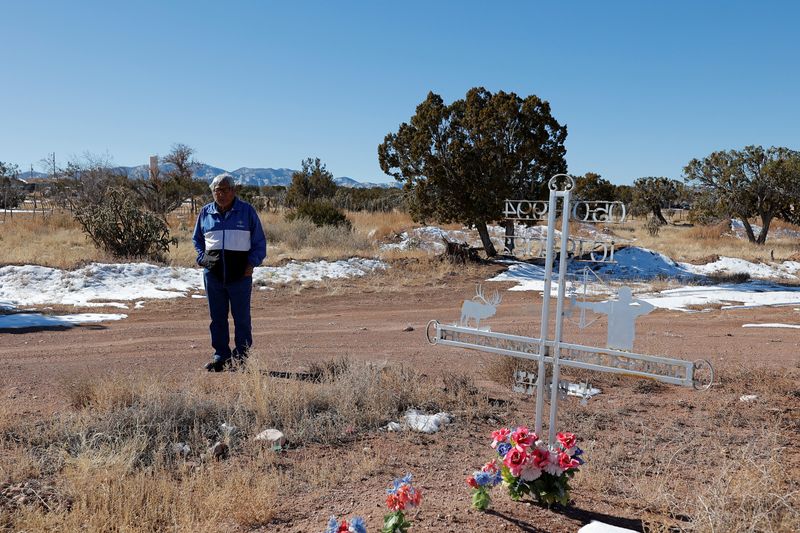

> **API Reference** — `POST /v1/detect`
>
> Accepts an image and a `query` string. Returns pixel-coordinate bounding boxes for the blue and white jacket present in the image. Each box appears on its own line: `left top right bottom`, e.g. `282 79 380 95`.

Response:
192 198 267 283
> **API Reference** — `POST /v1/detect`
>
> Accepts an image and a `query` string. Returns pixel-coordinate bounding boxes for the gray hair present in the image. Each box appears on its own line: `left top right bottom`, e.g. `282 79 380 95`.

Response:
210 173 236 191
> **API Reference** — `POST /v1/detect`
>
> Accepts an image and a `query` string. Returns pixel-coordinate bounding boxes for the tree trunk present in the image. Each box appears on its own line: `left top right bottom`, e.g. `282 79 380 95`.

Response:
653 206 668 225
740 218 757 243
476 221 497 257
503 220 515 255
756 213 773 245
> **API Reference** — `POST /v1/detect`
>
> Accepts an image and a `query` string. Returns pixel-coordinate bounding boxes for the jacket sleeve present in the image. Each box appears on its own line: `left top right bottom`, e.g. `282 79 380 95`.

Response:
192 211 206 266
248 206 267 267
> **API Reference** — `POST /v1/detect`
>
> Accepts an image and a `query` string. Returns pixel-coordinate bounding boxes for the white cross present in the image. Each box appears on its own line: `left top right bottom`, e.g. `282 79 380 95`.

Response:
427 175 714 445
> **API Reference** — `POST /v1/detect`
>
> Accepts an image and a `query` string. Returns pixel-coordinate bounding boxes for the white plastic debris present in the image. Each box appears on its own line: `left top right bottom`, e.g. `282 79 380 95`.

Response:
579 520 639 533
403 409 452 433
385 422 403 432
254 429 286 447
567 382 602 399
220 422 237 434
739 394 758 402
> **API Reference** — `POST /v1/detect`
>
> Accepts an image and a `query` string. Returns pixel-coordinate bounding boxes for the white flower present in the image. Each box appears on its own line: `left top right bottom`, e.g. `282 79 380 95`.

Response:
520 465 542 481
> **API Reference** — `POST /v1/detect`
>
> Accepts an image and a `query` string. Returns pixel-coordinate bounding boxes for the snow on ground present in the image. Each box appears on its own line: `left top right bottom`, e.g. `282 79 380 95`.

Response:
0 312 127 330
0 259 386 329
490 246 800 312
3 222 800 328
380 223 606 253
742 323 800 329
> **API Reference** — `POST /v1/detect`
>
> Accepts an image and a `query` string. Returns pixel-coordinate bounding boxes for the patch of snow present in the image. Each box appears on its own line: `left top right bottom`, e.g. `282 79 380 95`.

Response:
490 246 800 311
742 323 800 329
0 312 127 330
641 283 800 311
79 301 130 309
0 259 387 308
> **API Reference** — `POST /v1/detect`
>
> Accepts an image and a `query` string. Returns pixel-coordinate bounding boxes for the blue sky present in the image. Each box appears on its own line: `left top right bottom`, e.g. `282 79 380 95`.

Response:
2 1 797 185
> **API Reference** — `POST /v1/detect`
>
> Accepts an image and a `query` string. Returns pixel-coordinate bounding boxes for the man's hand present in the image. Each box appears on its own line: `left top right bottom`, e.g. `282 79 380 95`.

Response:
199 254 219 269
244 264 254 277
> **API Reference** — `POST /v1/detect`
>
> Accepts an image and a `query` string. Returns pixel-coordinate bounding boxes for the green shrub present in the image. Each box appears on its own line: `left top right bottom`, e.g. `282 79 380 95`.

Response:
286 200 351 229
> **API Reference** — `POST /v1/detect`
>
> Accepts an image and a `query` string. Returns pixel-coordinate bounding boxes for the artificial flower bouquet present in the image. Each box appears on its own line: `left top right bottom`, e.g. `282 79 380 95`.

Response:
467 426 584 508
323 474 422 533
325 516 367 533
383 474 422 533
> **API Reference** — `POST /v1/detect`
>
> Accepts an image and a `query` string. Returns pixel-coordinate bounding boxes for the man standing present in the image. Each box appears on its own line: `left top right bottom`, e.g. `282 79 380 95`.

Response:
193 173 267 371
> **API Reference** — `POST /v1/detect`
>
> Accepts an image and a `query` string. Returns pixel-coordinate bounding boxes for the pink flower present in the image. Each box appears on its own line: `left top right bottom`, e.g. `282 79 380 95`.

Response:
558 451 580 471
557 432 577 451
491 428 511 448
511 426 536 448
502 446 528 477
481 460 498 473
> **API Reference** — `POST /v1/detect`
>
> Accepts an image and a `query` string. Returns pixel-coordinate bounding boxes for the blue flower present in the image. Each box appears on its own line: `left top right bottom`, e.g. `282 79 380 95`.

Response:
474 471 492 486
572 447 585 465
324 516 339 533
497 443 512 457
493 470 503 485
350 516 367 533
387 473 413 494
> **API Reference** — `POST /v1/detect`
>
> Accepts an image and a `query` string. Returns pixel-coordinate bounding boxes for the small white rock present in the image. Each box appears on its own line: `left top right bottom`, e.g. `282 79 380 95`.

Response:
739 394 758 402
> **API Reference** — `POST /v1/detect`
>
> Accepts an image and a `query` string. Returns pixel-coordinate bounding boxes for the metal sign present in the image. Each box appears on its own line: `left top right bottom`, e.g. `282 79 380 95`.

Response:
427 174 714 445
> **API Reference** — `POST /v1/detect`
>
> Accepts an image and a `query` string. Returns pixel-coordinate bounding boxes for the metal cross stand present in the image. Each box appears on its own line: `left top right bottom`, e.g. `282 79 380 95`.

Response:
426 174 714 445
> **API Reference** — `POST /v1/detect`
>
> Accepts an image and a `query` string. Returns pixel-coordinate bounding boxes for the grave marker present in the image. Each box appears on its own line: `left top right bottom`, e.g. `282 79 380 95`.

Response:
427 174 713 445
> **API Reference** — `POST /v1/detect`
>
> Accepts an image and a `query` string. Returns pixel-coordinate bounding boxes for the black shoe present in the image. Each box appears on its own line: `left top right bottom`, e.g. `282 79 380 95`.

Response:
230 348 249 371
204 355 231 372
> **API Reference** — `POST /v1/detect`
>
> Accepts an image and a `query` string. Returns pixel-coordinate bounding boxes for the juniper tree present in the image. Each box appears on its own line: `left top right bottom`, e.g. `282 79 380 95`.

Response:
378 87 567 256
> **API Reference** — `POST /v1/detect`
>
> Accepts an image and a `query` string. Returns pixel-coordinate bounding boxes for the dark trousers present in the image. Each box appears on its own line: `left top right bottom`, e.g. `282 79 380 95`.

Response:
203 271 253 359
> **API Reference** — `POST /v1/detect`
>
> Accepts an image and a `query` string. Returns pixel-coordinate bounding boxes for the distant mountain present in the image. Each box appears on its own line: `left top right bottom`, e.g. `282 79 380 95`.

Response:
18 163 397 188
18 170 47 180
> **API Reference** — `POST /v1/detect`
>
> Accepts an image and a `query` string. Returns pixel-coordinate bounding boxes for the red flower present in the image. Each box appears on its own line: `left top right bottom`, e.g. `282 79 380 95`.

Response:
532 447 549 469
502 446 528 476
386 493 402 512
558 451 580 471
466 476 479 488
511 426 536 448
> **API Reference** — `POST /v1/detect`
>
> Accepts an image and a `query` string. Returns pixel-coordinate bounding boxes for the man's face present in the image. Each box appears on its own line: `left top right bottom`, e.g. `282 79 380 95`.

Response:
212 183 235 210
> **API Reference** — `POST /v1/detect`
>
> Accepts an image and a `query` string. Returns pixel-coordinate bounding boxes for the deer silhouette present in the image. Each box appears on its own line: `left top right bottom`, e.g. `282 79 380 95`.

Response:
460 285 502 328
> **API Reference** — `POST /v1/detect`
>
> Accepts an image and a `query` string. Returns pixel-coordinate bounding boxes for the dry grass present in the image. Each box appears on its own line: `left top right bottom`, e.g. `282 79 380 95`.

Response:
0 354 481 531
558 365 800 532
612 217 800 263
6 206 800 272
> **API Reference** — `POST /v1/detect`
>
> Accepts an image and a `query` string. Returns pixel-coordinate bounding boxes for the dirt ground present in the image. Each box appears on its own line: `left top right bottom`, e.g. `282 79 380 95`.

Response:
2 263 799 531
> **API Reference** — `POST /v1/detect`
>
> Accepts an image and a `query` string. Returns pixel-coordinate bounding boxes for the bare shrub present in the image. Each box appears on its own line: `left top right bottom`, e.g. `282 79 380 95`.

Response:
264 217 317 249
73 187 176 261
305 224 372 252
645 216 662 237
